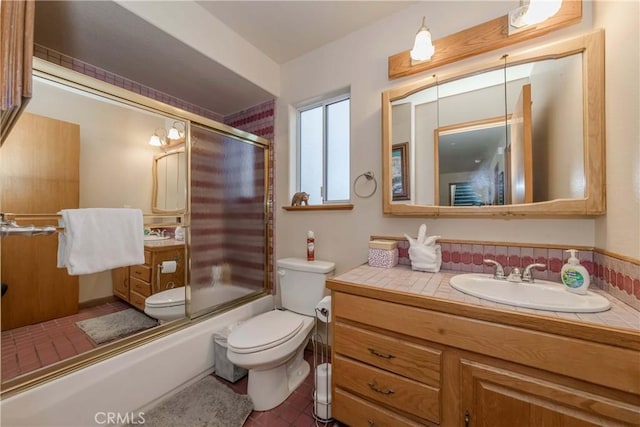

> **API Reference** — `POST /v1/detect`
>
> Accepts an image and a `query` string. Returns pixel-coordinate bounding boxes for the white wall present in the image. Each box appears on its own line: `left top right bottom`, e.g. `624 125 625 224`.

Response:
275 1 611 274
593 0 640 259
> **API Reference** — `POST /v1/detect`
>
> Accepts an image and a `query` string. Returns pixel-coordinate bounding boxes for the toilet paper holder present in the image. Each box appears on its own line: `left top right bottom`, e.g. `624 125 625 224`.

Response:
312 296 332 422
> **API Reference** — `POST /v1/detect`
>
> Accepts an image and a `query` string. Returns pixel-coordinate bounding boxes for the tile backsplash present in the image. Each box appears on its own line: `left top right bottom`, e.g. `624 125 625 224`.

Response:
394 239 640 311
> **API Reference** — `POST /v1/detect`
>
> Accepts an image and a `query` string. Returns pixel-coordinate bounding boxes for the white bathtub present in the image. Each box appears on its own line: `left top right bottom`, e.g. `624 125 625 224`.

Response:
0 295 273 427
189 283 259 314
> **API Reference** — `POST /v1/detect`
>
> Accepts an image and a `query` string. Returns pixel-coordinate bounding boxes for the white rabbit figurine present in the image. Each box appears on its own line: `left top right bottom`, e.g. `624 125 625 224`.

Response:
404 224 442 272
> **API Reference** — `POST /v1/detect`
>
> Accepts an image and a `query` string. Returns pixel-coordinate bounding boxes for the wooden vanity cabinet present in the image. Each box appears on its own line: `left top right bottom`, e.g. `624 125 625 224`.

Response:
112 243 185 311
329 287 640 427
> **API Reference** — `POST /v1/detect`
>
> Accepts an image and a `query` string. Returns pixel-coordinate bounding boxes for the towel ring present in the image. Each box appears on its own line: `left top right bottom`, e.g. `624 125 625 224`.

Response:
353 171 377 198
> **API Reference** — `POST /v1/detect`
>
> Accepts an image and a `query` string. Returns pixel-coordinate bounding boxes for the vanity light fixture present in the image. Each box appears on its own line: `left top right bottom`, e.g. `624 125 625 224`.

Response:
410 16 435 62
149 128 167 147
509 0 563 33
167 121 185 140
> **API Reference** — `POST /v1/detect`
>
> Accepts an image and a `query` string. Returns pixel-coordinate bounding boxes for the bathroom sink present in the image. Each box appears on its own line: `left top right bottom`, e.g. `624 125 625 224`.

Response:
144 235 170 241
449 273 611 313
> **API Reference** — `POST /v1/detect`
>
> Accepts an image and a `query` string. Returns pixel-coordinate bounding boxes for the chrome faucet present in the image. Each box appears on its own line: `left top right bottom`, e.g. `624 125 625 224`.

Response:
507 267 522 282
483 259 505 280
522 263 546 283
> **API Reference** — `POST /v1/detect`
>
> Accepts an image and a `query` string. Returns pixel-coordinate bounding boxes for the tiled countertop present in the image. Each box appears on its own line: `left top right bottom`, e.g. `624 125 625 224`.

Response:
333 264 640 332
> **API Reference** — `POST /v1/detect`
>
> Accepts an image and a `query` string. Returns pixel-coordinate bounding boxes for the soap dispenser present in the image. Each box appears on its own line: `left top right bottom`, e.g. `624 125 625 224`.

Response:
561 249 590 295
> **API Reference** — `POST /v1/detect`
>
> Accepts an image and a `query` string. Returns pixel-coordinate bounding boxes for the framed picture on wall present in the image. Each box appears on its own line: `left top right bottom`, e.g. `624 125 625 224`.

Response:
392 142 409 200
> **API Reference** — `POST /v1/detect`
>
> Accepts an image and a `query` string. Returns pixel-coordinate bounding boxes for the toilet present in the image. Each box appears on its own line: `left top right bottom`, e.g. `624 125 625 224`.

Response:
144 287 185 322
226 257 335 411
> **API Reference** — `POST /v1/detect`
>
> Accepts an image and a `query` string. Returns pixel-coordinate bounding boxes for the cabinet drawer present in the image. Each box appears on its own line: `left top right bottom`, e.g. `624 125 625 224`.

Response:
334 355 440 423
130 277 151 297
129 291 147 311
130 264 151 282
334 322 441 387
333 388 427 427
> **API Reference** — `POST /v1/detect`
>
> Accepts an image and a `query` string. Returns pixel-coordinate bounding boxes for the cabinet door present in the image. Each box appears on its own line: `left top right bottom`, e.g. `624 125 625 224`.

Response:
111 267 129 301
461 358 639 427
151 248 185 293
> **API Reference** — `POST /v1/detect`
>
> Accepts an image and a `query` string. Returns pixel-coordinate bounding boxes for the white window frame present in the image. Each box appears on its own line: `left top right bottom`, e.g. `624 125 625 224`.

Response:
296 93 350 204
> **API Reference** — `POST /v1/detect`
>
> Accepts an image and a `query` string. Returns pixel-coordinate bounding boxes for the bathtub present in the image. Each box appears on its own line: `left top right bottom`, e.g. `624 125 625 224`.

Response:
189 283 259 314
0 295 274 427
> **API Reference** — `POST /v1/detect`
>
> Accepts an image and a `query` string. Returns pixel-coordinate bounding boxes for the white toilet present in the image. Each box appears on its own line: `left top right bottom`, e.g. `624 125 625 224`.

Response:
144 287 185 322
226 257 335 411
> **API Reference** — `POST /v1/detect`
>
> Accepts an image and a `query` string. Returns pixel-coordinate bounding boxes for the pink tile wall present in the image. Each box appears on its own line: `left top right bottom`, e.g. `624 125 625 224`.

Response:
398 240 640 310
34 44 224 122
224 101 276 290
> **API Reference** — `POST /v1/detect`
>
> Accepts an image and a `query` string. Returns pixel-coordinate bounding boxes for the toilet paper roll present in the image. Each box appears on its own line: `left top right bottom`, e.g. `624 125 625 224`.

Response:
161 260 177 274
315 296 331 322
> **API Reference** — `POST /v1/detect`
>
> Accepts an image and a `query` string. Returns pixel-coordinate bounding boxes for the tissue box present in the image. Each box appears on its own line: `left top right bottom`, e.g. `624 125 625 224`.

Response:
368 240 398 268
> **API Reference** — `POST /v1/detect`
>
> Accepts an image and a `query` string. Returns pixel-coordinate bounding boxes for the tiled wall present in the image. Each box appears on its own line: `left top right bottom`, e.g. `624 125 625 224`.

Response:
223 101 276 289
395 239 640 310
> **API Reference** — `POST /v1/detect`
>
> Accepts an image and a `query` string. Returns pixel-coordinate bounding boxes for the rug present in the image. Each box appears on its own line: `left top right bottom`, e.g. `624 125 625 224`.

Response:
75 308 158 344
134 375 253 427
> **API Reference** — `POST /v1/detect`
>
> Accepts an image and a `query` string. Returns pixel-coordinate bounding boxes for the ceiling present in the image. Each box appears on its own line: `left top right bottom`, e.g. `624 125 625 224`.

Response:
34 1 416 117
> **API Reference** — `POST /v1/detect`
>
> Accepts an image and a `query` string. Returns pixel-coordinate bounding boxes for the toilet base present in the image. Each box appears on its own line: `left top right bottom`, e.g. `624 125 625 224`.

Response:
247 347 310 411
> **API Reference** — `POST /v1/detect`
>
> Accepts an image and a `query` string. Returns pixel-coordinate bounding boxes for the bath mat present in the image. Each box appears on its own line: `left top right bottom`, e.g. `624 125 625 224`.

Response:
135 375 253 427
75 308 158 344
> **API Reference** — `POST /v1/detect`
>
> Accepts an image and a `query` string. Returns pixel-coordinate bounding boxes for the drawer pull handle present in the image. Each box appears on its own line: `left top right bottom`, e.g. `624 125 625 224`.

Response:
368 348 395 359
368 381 395 395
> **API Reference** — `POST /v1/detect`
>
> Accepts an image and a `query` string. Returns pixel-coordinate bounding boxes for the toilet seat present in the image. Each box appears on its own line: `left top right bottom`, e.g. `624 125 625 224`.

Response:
145 287 185 308
227 310 304 354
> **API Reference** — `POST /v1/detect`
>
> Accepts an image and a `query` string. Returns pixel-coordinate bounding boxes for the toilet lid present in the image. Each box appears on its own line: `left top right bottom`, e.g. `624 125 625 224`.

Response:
145 287 185 308
227 310 304 354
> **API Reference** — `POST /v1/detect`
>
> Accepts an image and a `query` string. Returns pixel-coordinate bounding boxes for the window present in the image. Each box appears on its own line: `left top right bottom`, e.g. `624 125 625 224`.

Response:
298 95 350 204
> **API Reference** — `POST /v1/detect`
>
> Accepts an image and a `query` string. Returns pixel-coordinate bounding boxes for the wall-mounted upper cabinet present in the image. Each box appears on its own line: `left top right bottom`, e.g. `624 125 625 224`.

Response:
1 0 34 145
382 30 605 217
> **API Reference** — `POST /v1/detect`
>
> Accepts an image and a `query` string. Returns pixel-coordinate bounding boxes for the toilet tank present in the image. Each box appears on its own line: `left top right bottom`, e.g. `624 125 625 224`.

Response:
277 258 335 316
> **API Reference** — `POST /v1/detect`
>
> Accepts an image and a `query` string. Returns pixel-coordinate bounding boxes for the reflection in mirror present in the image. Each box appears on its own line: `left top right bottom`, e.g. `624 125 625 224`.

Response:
0 74 187 384
436 117 510 206
188 124 268 317
153 148 187 213
393 53 583 206
383 31 604 216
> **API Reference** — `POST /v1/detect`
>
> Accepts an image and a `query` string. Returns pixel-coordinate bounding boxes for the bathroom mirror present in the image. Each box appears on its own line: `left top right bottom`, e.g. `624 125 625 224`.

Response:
152 147 187 214
382 31 605 217
0 59 271 396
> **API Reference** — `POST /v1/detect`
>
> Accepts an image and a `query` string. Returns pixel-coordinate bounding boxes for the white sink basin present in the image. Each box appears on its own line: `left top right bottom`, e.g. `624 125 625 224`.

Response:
144 235 170 241
450 273 611 313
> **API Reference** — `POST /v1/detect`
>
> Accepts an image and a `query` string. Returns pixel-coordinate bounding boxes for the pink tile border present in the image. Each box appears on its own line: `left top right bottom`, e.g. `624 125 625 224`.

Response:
384 237 640 311
34 44 224 122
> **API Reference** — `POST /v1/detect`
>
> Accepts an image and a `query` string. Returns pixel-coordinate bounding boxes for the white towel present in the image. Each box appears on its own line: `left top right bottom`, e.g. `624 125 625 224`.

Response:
57 208 145 275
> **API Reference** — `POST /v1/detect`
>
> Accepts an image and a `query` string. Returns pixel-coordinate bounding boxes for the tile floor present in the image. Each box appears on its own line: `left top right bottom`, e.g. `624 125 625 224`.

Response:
1 300 130 381
214 350 342 427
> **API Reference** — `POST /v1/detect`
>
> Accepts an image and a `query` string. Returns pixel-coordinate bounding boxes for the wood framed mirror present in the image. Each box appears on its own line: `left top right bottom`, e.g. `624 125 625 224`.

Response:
382 30 604 217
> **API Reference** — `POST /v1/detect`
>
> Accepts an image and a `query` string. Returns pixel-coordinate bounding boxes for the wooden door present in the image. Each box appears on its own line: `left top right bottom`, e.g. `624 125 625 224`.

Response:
1 112 80 330
508 83 533 204
460 358 638 426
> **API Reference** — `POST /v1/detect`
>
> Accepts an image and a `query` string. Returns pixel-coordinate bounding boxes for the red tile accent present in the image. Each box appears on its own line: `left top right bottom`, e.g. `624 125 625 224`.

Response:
508 255 521 267
442 250 451 262
451 252 461 263
461 252 472 264
624 275 633 295
617 272 625 291
496 254 508 267
549 258 563 273
634 279 640 299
